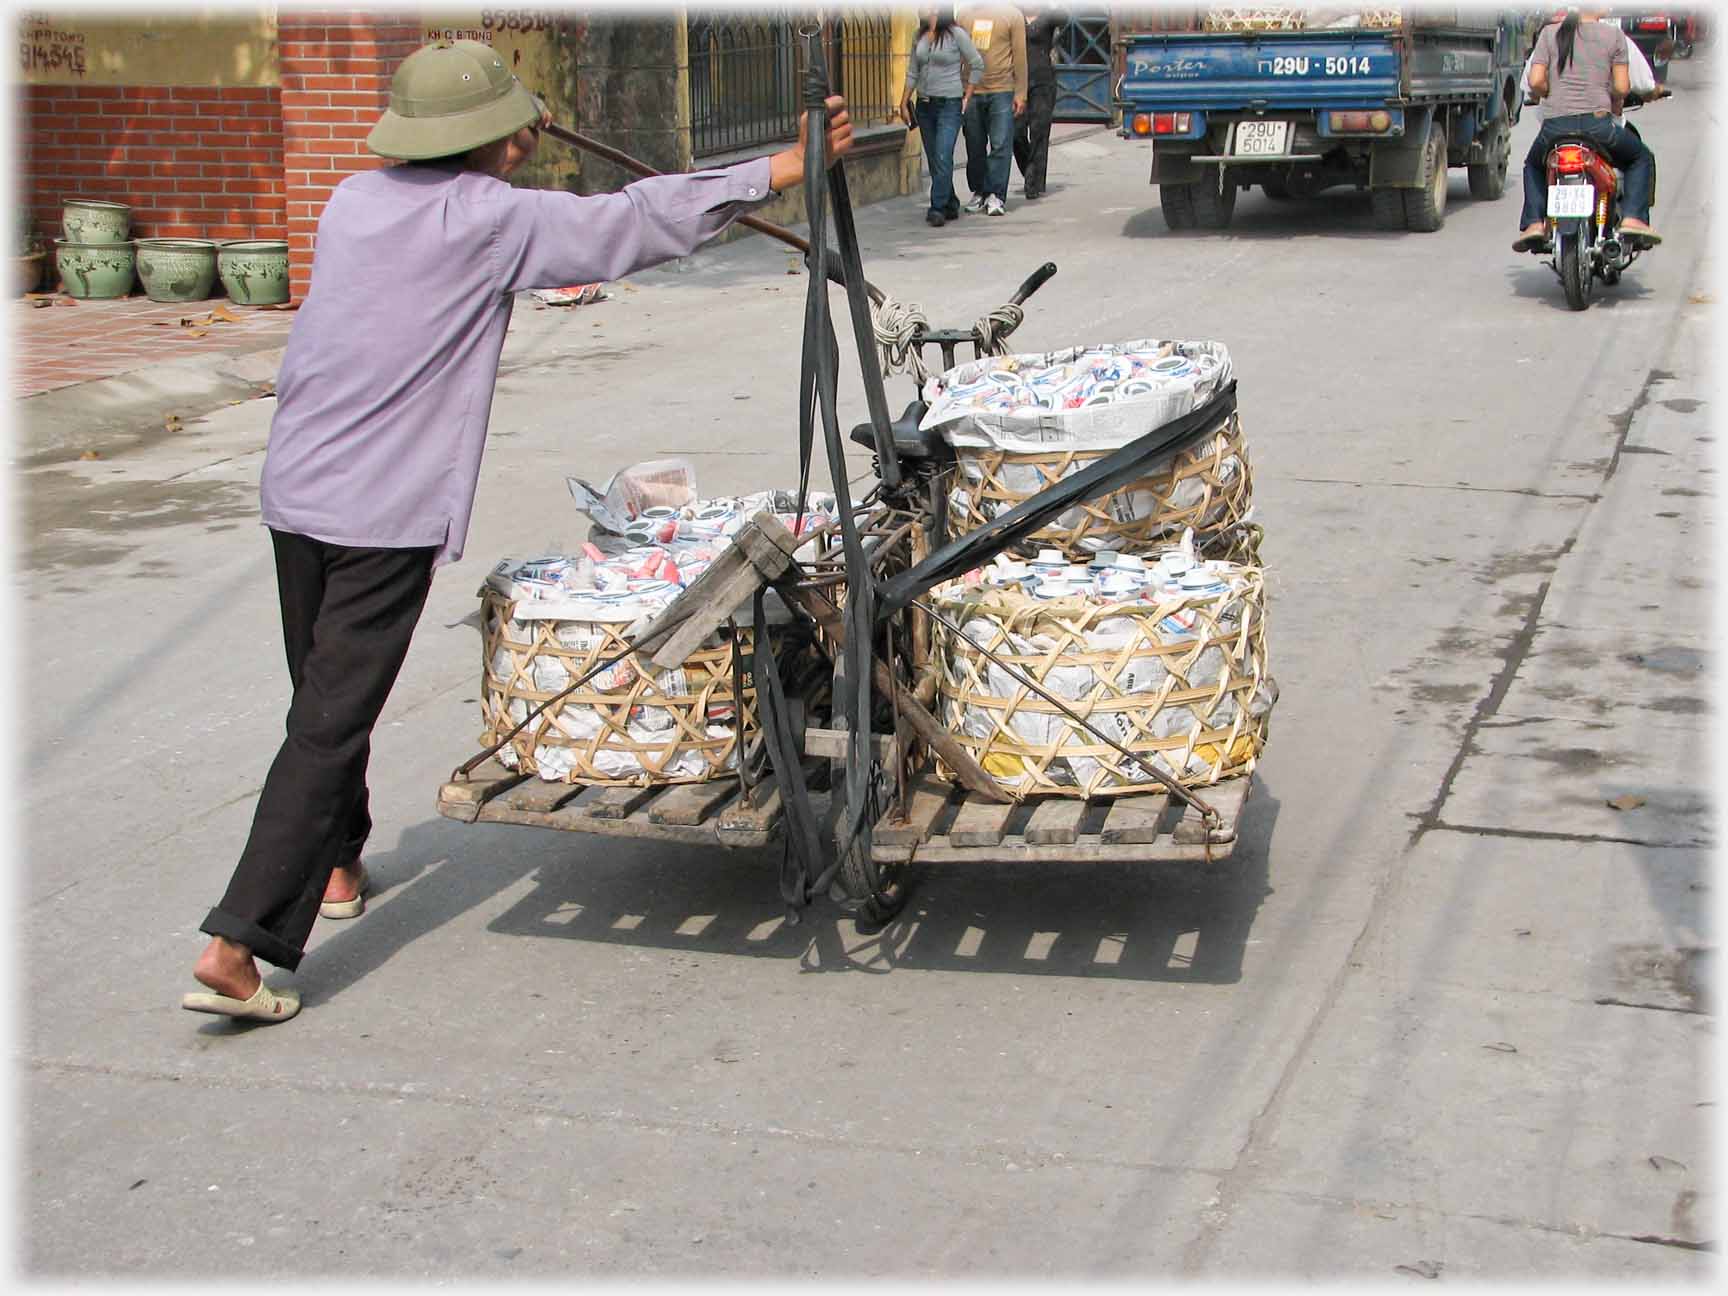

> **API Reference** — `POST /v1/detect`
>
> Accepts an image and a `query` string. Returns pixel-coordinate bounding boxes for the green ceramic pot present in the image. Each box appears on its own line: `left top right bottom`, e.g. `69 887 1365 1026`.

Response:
135 238 218 303
61 199 131 245
217 239 290 305
55 240 136 299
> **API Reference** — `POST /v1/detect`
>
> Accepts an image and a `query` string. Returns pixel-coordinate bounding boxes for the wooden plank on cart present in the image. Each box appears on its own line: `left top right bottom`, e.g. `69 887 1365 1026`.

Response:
634 513 799 671
1099 793 1175 846
648 780 742 826
1172 776 1250 846
574 784 665 820
1024 797 1087 846
875 774 954 848
948 796 1015 848
437 759 530 823
501 779 586 814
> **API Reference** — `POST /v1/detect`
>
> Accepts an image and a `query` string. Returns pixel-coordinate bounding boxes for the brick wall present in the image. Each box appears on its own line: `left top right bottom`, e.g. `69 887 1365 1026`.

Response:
277 12 421 301
19 84 284 243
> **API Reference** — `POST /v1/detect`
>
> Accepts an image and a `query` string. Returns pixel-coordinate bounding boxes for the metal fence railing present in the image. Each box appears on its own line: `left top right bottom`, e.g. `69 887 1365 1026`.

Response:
689 10 898 160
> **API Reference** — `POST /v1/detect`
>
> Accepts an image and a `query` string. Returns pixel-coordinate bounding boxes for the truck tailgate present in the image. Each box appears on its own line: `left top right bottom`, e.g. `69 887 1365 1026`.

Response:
1121 31 1401 109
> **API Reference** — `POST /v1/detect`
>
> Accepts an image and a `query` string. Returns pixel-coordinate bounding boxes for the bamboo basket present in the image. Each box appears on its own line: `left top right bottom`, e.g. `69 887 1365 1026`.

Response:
948 411 1255 560
1203 6 1405 30
479 589 760 786
931 571 1277 799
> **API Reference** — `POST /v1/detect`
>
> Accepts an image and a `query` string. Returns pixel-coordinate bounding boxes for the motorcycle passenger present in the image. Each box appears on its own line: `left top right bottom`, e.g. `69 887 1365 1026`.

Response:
1513 7 1659 253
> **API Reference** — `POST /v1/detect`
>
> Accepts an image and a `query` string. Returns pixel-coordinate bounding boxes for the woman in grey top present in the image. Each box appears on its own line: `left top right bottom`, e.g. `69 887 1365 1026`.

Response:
898 5 985 226
1514 7 1658 251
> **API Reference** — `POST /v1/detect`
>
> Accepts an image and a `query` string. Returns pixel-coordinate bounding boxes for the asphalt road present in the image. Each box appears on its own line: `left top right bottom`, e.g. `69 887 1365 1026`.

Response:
13 54 1718 1278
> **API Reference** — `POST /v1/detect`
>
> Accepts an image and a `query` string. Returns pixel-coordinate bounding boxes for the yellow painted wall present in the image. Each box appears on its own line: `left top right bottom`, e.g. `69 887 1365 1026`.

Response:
421 8 578 187
14 7 277 86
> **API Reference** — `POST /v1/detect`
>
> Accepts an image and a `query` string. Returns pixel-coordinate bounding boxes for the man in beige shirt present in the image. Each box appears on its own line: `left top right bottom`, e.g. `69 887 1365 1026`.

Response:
957 1 1028 215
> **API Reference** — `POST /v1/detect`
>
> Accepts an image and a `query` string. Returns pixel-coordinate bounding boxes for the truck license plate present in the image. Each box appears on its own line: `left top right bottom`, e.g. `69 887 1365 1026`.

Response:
1232 120 1290 156
1548 183 1595 218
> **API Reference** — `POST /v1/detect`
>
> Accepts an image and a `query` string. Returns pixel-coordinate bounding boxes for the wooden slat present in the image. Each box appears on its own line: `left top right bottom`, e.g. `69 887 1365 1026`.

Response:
1099 793 1175 846
1024 797 1086 846
638 514 798 670
1172 776 1251 845
501 778 586 814
803 727 898 762
573 784 664 820
875 774 954 847
873 838 1227 864
648 779 742 826
437 759 530 823
716 779 782 836
947 795 1015 848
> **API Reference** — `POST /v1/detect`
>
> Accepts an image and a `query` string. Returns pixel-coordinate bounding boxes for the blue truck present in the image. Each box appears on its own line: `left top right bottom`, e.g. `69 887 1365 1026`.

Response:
1114 11 1529 232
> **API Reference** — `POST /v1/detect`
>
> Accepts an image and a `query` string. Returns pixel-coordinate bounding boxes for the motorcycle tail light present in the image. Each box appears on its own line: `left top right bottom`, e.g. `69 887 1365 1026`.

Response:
1554 145 1588 174
1636 17 1669 31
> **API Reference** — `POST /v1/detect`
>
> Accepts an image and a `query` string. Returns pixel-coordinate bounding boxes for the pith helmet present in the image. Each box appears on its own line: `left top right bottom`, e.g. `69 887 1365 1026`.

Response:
367 40 540 160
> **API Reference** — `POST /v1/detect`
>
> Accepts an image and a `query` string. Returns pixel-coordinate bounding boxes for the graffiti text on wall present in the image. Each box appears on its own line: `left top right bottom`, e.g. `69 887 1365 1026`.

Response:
18 15 87 76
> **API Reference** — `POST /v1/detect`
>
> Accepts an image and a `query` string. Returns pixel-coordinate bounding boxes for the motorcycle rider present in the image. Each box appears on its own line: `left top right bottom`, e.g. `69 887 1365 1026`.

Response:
1513 6 1660 253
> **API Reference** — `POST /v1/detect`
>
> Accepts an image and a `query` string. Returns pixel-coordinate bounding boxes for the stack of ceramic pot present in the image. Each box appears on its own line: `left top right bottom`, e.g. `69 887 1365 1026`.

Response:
56 200 136 299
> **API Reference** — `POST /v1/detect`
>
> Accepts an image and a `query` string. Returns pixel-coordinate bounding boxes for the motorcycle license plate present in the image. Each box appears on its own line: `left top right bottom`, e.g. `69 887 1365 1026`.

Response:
1548 184 1596 219
1232 120 1290 156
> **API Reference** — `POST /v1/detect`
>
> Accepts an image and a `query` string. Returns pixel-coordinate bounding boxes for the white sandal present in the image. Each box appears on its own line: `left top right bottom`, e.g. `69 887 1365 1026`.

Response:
319 864 368 920
181 981 301 1024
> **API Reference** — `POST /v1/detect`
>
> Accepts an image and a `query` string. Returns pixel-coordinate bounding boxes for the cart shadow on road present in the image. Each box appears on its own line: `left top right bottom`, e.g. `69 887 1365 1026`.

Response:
454 780 1281 985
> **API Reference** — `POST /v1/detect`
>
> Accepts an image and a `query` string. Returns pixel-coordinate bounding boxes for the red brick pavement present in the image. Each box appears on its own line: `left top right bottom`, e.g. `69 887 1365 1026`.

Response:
10 293 296 400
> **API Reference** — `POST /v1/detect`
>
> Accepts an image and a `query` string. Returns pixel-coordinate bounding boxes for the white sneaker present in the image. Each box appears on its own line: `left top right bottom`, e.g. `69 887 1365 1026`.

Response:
964 194 987 213
985 194 1006 216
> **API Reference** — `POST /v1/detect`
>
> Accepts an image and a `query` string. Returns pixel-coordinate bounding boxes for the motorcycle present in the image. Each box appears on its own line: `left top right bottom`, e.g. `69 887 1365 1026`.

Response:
1533 88 1668 311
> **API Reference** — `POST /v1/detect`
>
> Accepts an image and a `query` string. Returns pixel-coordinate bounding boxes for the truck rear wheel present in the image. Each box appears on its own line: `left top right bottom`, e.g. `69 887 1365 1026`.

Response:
1193 168 1237 228
1369 186 1406 230
1160 182 1198 230
1404 120 1450 232
1468 118 1510 201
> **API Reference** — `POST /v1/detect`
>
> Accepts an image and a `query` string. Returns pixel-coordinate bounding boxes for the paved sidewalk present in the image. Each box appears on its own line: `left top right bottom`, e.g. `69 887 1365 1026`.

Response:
10 293 297 400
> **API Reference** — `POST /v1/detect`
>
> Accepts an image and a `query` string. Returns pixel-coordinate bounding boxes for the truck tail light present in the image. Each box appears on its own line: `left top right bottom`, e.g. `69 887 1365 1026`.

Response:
1151 112 1192 134
1131 113 1153 136
1328 110 1393 133
1554 144 1587 174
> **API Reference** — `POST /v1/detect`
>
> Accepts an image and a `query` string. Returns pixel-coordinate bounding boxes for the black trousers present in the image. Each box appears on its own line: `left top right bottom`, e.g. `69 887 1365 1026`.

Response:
1014 81 1058 194
201 530 436 970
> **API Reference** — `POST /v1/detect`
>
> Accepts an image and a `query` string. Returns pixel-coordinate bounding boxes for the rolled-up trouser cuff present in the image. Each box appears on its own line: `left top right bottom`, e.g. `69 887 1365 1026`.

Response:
200 907 306 972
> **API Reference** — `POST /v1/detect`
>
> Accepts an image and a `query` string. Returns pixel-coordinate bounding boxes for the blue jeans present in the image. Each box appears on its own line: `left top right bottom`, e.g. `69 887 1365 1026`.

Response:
1520 112 1655 228
916 95 963 217
963 91 1015 201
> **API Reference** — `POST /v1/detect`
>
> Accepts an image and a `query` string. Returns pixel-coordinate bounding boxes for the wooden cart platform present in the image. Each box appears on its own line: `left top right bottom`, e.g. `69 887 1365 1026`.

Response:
436 759 788 849
441 758 1251 867
871 773 1252 865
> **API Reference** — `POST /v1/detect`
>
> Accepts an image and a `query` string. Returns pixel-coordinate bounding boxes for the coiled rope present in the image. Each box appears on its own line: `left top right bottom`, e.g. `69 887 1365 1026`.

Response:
869 295 1027 388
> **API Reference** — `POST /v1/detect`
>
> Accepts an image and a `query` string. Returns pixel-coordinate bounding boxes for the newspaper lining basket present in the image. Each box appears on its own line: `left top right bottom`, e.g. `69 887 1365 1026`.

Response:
931 574 1276 799
479 589 759 786
948 411 1254 560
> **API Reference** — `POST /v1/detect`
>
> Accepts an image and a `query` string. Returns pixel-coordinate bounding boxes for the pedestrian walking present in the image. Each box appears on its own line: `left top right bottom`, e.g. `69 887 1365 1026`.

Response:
957 0 1028 215
1014 1 1066 199
180 40 855 1025
898 4 984 226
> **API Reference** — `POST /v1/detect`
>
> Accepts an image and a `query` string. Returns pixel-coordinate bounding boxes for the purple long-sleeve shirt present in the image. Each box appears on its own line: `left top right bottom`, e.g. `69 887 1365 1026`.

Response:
259 157 775 565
